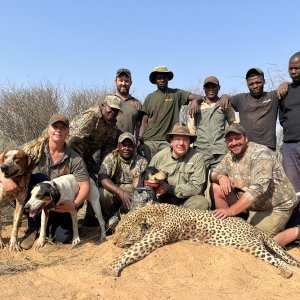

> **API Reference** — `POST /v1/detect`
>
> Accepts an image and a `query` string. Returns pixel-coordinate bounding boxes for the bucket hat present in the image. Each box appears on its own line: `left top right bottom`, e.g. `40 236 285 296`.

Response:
165 123 197 143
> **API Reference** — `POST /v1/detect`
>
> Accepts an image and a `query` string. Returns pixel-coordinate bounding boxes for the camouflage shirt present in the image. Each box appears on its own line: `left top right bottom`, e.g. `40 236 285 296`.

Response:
212 142 297 213
99 150 148 194
68 107 118 174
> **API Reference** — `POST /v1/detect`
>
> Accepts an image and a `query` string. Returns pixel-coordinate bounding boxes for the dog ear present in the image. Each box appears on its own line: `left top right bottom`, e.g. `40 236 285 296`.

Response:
27 154 32 167
49 183 61 205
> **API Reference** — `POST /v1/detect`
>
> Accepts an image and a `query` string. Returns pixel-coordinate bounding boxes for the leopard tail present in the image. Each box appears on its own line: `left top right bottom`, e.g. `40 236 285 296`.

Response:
263 232 300 268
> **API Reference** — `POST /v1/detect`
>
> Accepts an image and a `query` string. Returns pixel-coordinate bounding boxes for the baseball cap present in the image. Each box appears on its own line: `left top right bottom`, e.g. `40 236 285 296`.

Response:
48 114 69 127
116 68 131 78
103 95 123 112
245 68 264 79
118 132 136 144
203 76 220 87
224 123 246 137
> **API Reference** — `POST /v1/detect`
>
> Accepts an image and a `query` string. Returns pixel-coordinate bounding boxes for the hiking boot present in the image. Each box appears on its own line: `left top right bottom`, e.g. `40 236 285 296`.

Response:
20 228 39 250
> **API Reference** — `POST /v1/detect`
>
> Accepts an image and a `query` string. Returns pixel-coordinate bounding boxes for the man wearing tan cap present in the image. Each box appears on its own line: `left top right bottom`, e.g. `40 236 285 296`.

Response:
187 76 235 173
98 132 148 222
211 123 298 246
114 68 142 139
149 123 209 210
0 114 91 249
69 95 123 226
139 65 203 162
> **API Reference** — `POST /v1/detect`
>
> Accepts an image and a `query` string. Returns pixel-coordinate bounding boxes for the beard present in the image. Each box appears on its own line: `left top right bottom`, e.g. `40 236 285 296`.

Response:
117 86 129 96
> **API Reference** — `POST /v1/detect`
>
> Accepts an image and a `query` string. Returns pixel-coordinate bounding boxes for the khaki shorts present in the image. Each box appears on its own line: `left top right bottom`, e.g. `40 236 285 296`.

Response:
247 209 292 237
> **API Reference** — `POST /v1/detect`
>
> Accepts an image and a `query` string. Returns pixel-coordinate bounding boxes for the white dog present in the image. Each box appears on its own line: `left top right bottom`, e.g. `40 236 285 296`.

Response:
25 174 106 248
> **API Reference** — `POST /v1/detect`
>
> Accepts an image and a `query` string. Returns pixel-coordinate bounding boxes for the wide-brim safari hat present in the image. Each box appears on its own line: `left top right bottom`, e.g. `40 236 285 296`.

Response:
149 65 174 84
165 122 197 143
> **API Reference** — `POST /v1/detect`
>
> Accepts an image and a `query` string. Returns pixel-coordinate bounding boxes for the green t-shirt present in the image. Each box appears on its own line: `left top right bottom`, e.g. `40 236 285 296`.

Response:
142 88 190 141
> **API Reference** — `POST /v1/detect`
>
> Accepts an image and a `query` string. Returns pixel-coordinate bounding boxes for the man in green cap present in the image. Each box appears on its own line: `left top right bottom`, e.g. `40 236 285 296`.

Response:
139 65 203 162
69 95 123 226
98 132 148 222
149 123 209 210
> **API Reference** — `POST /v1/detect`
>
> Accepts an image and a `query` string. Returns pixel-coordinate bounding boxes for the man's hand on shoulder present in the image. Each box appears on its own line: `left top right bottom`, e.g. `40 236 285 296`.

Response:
219 94 230 109
277 82 290 99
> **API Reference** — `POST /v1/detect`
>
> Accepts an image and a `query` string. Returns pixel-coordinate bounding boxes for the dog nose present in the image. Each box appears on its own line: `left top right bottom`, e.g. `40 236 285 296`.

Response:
0 164 8 171
24 203 30 211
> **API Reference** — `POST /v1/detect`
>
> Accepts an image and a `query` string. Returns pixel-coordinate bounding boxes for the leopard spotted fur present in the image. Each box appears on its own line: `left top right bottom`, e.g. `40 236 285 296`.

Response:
104 204 300 278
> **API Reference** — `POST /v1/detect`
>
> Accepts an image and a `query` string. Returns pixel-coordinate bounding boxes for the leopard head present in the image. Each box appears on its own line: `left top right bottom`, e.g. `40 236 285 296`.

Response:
112 214 151 248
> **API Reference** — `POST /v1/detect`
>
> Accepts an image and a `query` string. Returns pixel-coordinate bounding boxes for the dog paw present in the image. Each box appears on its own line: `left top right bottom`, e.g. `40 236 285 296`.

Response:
34 238 45 249
72 237 81 246
99 234 107 243
9 239 21 251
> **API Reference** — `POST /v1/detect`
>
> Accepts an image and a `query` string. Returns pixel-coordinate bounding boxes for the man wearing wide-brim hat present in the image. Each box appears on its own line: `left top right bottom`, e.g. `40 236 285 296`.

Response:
149 123 209 210
138 65 203 162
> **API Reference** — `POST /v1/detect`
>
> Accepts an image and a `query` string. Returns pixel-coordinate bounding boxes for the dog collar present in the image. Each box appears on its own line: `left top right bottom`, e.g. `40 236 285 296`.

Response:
143 181 160 188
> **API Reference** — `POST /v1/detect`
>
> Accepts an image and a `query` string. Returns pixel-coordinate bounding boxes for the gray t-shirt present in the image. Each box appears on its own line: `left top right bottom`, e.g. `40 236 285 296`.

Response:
230 91 278 149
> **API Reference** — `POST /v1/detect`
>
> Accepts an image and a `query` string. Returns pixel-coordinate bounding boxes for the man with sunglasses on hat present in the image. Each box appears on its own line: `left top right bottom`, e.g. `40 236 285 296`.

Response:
149 123 208 210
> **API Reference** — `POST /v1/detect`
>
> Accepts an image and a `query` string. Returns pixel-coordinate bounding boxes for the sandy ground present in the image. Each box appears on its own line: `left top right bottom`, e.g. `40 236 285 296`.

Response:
1 222 300 300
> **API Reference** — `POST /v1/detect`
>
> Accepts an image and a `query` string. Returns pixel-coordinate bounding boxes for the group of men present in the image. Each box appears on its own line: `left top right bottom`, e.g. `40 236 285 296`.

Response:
1 51 299 250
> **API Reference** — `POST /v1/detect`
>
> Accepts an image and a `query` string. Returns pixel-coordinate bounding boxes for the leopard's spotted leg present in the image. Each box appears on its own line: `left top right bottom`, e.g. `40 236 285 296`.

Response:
103 228 173 277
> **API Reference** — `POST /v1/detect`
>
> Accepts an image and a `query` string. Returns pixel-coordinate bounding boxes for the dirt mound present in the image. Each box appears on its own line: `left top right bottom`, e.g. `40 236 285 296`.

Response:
1 224 300 300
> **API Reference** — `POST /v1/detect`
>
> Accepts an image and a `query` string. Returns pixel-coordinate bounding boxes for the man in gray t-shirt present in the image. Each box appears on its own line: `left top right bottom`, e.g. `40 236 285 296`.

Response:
224 68 278 150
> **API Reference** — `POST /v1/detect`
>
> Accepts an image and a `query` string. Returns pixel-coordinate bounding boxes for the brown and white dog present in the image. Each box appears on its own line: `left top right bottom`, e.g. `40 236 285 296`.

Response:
25 174 106 248
0 149 34 251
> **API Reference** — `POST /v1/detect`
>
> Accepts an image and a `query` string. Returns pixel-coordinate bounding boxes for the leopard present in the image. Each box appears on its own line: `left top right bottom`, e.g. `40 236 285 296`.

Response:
104 203 300 278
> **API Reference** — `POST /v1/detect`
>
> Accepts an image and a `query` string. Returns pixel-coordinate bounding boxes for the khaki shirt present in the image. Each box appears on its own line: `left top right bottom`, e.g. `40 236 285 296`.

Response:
212 142 297 213
33 143 89 182
187 99 235 155
150 147 206 199
99 150 148 194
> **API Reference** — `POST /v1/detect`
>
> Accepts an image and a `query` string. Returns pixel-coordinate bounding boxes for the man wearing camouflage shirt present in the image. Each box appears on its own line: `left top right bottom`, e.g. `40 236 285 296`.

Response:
211 124 297 242
68 95 122 178
68 95 122 226
98 132 148 221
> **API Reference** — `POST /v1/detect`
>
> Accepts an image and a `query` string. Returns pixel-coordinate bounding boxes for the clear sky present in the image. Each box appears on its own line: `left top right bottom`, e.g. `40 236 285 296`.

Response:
0 0 299 100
